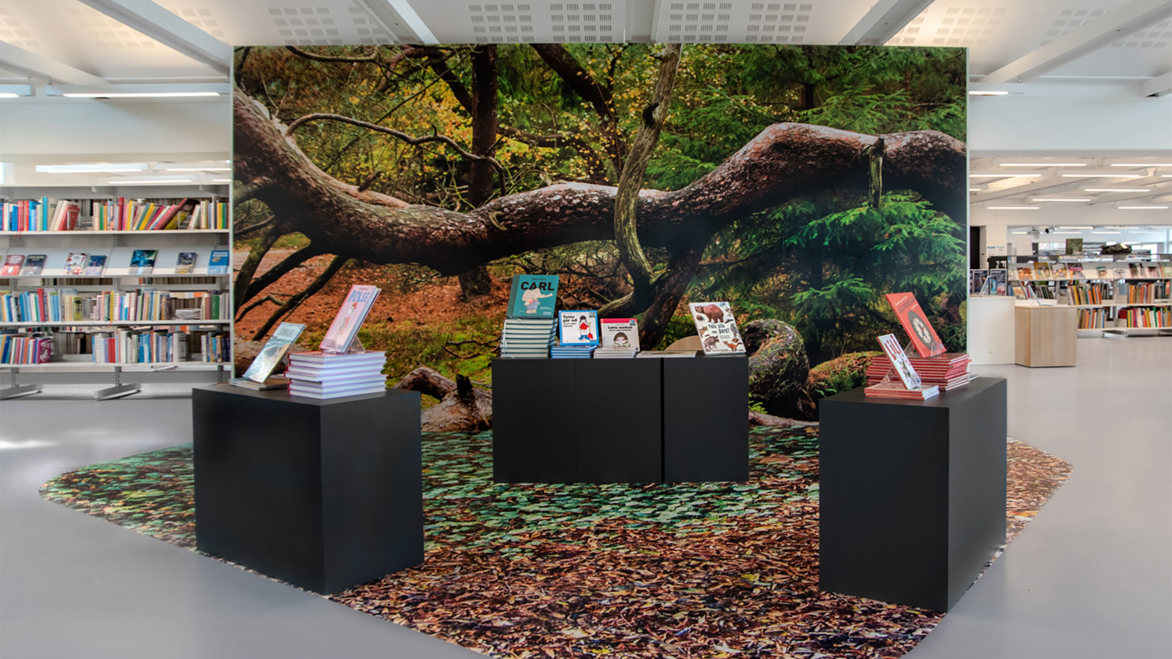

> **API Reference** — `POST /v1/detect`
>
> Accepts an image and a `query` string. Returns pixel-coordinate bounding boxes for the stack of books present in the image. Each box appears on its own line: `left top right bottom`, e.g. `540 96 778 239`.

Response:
864 332 940 400
864 381 940 400
594 317 639 358
550 342 596 359
286 350 388 399
500 274 559 358
866 352 973 392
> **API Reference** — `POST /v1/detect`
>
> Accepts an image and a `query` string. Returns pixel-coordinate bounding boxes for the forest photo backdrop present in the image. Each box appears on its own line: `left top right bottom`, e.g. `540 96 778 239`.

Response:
231 43 967 419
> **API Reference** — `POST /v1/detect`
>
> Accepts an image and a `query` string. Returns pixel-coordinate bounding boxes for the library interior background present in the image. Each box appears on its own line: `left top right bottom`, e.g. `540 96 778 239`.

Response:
1 2 1169 659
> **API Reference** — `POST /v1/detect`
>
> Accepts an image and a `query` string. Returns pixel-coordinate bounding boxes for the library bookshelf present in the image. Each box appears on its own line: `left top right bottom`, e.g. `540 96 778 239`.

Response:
1007 254 1172 337
1 189 232 399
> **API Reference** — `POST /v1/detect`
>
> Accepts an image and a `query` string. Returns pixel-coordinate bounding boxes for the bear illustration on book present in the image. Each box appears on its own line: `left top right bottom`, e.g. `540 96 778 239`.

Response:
689 301 745 354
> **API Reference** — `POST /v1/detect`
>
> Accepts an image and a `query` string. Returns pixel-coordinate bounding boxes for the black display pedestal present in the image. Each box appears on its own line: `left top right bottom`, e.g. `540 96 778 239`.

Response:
492 356 748 483
818 377 1007 611
192 385 423 595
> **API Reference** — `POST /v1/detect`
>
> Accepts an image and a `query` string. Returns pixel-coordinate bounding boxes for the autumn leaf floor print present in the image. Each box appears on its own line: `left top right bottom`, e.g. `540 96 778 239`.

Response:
41 428 1071 658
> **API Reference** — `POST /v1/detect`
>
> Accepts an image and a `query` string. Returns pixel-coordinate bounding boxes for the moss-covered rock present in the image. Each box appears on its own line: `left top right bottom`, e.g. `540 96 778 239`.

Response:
796 351 880 418
741 318 790 356
747 322 809 417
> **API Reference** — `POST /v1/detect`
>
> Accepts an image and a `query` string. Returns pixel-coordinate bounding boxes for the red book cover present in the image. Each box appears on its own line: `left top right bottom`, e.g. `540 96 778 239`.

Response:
885 292 945 357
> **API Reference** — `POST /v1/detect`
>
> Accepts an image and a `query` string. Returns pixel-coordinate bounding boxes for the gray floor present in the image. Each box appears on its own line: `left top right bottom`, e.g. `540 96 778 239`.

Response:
1 338 1169 658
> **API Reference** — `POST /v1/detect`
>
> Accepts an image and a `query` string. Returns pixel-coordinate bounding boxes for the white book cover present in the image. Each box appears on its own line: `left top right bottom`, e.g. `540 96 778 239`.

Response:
688 302 745 354
876 333 922 390
557 310 599 346
599 317 639 350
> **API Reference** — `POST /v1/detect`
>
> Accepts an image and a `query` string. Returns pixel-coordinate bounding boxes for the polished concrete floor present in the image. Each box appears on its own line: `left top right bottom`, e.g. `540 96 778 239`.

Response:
1 337 1169 658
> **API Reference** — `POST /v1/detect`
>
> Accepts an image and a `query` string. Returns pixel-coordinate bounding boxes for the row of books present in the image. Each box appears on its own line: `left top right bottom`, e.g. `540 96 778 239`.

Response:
1012 279 1171 305
0 288 228 323
1012 261 1172 281
1 198 228 233
0 249 230 277
0 333 53 364
0 327 228 365
1118 307 1172 329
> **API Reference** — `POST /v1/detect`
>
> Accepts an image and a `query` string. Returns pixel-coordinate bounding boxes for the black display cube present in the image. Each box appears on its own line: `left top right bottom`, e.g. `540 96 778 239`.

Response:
492 356 748 483
192 385 423 595
818 377 1007 611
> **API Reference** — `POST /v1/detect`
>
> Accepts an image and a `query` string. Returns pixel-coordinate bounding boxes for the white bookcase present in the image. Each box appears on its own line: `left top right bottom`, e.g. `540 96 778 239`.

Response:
0 187 232 399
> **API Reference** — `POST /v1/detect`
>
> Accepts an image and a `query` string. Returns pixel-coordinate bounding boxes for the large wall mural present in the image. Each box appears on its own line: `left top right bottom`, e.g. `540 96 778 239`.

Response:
232 43 966 420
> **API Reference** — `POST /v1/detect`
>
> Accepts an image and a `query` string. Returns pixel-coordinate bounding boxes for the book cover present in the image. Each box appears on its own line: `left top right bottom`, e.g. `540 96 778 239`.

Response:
558 310 599 346
19 254 46 276
240 322 306 383
884 292 945 357
1 254 24 276
1033 262 1053 279
1051 262 1069 279
129 249 158 275
988 269 1008 295
64 252 87 276
969 269 988 295
1068 263 1084 279
83 254 107 276
207 249 230 274
689 301 746 354
175 252 197 274
1065 237 1083 255
1162 263 1172 277
1015 266 1033 280
506 274 559 318
319 285 381 353
876 332 922 390
599 317 640 350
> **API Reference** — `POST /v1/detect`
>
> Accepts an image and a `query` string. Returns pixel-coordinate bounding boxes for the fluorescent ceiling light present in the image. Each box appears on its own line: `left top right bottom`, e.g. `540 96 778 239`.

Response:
1061 173 1142 178
63 91 219 98
987 205 1041 210
1010 230 1030 234
1117 205 1170 210
968 82 1025 96
46 83 229 99
1056 226 1094 230
210 178 231 183
969 188 982 192
37 162 149 173
1085 187 1151 192
158 166 231 172
1110 163 1172 167
1091 230 1121 234
970 174 1042 179
969 90 1009 96
1000 162 1086 167
0 84 32 99
109 176 197 184
1032 198 1092 202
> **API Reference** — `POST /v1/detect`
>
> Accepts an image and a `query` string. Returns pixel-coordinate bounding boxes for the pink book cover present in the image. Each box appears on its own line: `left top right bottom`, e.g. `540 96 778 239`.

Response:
319 285 381 354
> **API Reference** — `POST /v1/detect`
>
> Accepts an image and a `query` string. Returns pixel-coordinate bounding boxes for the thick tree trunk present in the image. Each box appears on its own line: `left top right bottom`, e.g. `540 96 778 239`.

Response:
394 366 493 432
457 45 500 299
233 88 964 278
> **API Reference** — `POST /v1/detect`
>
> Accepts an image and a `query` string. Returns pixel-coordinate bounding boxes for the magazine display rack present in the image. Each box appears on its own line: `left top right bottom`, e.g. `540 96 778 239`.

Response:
192 385 423 594
0 190 231 399
492 356 749 483
818 377 1007 611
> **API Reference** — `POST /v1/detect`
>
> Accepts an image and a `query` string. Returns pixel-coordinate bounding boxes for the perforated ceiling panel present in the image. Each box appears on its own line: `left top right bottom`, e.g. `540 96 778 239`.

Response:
410 1 625 43
650 0 869 44
888 4 1008 47
152 1 396 46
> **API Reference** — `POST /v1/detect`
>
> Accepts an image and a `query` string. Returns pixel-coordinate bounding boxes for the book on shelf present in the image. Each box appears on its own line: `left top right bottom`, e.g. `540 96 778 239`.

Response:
129 249 158 275
1163 264 1172 277
1 254 24 276
19 255 46 276
319 285 380 354
64 252 87 276
969 269 988 295
82 254 108 276
1033 262 1053 279
1015 266 1033 280
594 317 640 358
206 249 230 274
175 252 197 275
0 332 53 365
1065 237 1083 255
987 269 1008 295
234 321 306 386
1068 263 1084 279
688 301 746 354
884 292 945 357
1051 262 1069 279
506 274 559 318
558 310 599 346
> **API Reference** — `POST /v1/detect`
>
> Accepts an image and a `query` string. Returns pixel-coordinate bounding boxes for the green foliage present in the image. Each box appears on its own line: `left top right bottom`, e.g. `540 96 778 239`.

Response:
654 314 701 350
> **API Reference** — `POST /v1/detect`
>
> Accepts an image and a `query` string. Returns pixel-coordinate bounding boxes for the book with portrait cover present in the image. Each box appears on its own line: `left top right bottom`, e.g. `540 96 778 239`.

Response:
232 321 306 387
884 292 945 358
689 301 746 354
506 274 559 318
129 249 158 275
19 254 46 276
1 254 24 276
319 284 380 354
599 318 639 350
83 254 107 276
557 310 599 346
175 251 197 274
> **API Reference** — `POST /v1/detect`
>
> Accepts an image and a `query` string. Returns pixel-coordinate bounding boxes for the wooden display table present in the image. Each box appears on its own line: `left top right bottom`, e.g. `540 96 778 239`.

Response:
492 356 748 483
1015 304 1077 367
818 377 1007 611
192 385 423 594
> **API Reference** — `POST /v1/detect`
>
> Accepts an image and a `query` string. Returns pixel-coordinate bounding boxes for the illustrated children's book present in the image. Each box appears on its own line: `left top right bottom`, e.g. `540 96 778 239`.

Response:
689 301 746 354
233 321 306 387
876 332 922 390
319 284 380 354
64 252 87 276
1 254 24 276
884 292 945 357
19 254 46 276
207 248 230 274
175 252 197 274
506 274 559 318
129 249 158 275
83 254 108 276
558 310 599 346
599 317 640 350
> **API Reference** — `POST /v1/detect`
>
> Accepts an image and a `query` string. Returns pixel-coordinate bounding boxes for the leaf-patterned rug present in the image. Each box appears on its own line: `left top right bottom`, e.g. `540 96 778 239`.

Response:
41 428 1071 658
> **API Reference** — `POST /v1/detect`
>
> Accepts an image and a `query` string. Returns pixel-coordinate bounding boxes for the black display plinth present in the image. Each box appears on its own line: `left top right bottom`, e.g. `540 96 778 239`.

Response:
818 377 1007 611
492 356 748 483
192 385 423 595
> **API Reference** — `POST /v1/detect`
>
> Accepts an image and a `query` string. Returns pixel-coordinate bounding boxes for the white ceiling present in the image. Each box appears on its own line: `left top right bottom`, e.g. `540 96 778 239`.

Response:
1 0 1170 209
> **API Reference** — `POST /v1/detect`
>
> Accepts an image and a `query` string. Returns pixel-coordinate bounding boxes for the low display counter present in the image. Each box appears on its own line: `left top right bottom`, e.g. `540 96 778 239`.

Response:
818 377 1007 611
192 385 423 594
491 355 748 483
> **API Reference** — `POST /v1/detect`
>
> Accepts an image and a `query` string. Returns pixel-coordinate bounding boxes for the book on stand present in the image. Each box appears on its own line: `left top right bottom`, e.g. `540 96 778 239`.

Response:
175 252 197 275
594 317 640 358
500 274 559 358
129 249 158 275
64 252 87 276
19 255 46 276
865 333 939 400
689 301 746 354
319 285 380 354
207 249 230 274
230 322 306 389
1 254 25 276
83 254 107 276
884 292 945 357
